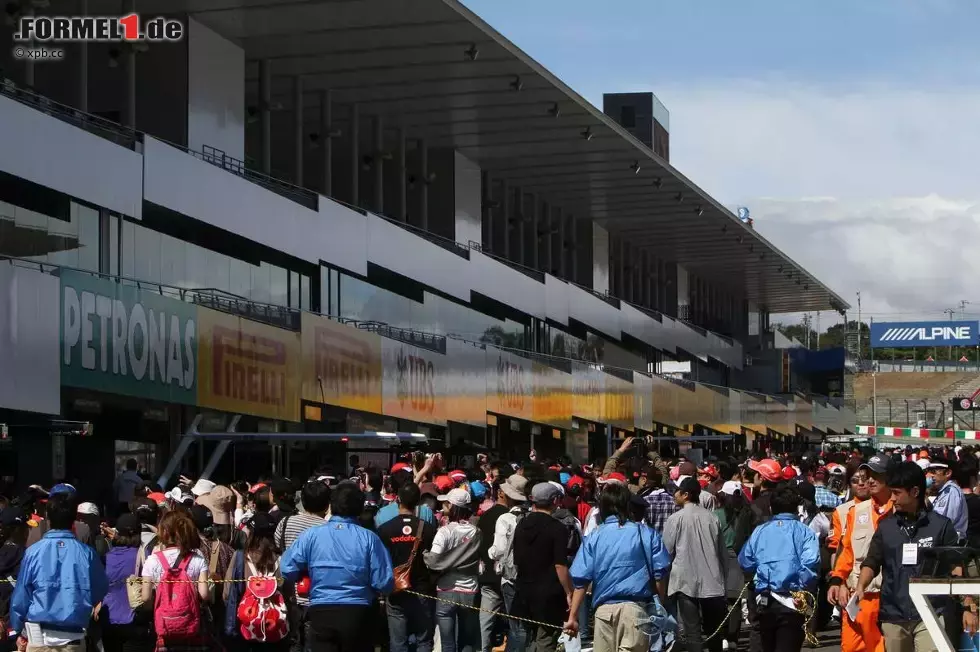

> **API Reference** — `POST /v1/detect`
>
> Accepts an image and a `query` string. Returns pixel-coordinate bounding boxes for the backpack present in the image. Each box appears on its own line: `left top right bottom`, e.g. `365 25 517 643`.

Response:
237 557 289 643
152 552 201 641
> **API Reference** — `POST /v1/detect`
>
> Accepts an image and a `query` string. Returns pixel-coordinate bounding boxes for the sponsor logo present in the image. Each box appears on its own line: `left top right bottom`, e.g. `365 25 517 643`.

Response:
211 325 286 406
62 286 195 388
314 326 378 399
878 325 973 343
395 348 436 414
14 14 184 43
495 356 526 410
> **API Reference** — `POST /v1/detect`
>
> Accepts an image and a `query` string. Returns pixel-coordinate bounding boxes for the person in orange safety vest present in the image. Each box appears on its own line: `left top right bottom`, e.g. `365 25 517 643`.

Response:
827 455 894 652
828 469 872 559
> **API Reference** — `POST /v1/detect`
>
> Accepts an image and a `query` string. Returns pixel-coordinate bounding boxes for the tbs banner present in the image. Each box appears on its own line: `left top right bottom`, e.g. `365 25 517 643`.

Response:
871 320 980 348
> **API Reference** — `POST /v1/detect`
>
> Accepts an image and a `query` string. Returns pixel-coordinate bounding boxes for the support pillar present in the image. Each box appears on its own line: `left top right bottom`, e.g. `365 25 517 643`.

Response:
542 201 552 274
517 191 526 266
123 0 136 128
620 239 628 299
419 138 429 230
483 171 493 253
372 115 384 213
350 103 360 207
78 0 88 111
293 76 303 185
397 128 407 221
319 90 332 195
259 60 272 174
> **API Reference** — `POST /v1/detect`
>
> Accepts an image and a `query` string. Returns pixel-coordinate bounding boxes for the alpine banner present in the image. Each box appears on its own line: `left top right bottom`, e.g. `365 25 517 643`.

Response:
870 320 980 348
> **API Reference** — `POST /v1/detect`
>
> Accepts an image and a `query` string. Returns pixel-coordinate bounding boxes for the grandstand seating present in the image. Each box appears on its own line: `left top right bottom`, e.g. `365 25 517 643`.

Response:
853 372 980 428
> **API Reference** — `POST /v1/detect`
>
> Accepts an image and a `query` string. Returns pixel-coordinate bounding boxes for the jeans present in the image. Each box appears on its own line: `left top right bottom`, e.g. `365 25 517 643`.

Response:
435 590 481 652
674 593 726 652
578 595 591 642
387 593 436 652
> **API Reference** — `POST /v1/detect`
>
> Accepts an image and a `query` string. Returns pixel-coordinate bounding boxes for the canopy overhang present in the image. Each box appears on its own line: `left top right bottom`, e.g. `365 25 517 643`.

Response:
98 0 848 314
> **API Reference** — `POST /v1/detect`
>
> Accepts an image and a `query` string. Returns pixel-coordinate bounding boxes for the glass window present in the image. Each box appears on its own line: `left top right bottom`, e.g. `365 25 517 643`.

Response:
289 271 300 308
229 257 251 299
301 274 310 311
75 204 100 273
122 220 135 278
135 224 161 284
251 263 270 304
109 214 119 276
159 234 186 288
184 242 208 291
338 273 413 327
208 248 231 296
268 263 288 307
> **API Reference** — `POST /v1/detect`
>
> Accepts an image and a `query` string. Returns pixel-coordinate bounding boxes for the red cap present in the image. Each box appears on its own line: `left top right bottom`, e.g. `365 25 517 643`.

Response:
781 466 798 480
434 475 455 493
699 464 719 479
249 483 268 493
448 470 467 483
598 472 627 485
748 459 783 483
146 492 167 506
390 462 412 474
566 476 585 489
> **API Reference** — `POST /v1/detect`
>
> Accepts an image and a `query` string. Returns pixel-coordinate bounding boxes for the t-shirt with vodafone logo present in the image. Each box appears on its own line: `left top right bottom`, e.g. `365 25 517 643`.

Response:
377 514 437 596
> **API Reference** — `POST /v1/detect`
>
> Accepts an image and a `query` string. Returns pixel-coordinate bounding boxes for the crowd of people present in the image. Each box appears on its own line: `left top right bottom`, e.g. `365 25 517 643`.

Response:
0 437 978 652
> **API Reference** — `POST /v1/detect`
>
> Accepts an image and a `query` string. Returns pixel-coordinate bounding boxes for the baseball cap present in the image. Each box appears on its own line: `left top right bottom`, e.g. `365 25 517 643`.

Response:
77 502 99 516
598 472 627 485
860 455 891 474
146 492 168 506
676 477 701 497
248 512 277 536
131 497 158 517
434 475 455 493
699 465 719 479
915 459 932 471
448 470 467 484
438 487 471 508
828 464 846 476
500 475 529 501
781 467 798 481
559 472 571 486
115 513 140 536
720 480 742 496
0 506 25 527
190 504 214 531
49 483 76 496
191 479 216 497
531 482 563 506
748 459 782 483
390 462 412 474
927 461 950 470
566 476 585 490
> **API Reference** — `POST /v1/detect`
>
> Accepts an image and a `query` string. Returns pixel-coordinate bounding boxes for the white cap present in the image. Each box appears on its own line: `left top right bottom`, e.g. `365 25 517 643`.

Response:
720 481 742 496
437 487 471 508
916 459 932 471
77 502 99 516
191 479 216 497
927 461 949 470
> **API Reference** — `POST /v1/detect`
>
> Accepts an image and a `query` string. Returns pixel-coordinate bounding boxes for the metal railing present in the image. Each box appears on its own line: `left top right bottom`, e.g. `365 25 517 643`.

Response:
0 79 138 149
4 80 750 365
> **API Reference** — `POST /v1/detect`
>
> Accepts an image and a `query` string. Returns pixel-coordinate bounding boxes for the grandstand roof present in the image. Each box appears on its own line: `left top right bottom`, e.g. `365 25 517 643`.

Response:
113 0 850 314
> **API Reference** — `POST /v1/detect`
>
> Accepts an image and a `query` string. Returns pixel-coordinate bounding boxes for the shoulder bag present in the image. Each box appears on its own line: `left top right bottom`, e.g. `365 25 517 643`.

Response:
392 520 424 593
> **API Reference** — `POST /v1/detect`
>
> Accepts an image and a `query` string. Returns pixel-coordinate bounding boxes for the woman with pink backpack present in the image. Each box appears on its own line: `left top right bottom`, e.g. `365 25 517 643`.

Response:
139 511 212 652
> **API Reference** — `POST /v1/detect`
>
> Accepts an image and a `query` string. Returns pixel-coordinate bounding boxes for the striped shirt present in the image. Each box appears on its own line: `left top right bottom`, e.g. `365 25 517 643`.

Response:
274 513 327 606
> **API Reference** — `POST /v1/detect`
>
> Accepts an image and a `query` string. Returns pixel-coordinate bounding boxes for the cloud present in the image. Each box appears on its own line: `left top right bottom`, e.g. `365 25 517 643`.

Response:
636 81 980 322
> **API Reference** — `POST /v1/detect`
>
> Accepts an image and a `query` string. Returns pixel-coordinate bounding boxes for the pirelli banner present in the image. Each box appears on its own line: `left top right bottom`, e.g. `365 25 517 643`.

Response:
197 309 302 422
381 338 447 426
301 313 382 415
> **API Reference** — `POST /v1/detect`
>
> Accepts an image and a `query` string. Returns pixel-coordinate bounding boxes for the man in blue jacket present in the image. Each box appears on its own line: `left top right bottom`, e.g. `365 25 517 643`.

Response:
10 492 108 652
739 484 820 652
282 481 393 652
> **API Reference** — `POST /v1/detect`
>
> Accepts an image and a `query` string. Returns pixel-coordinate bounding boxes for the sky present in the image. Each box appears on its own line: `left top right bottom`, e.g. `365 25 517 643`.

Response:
463 0 980 327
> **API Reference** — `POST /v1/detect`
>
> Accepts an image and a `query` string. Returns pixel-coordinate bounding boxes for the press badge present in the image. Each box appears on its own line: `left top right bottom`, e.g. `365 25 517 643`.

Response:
902 543 918 565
